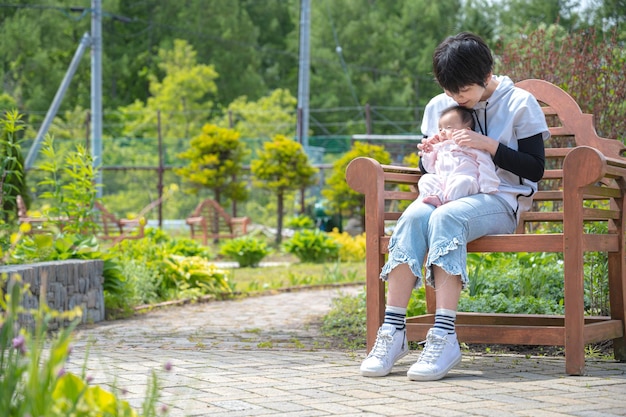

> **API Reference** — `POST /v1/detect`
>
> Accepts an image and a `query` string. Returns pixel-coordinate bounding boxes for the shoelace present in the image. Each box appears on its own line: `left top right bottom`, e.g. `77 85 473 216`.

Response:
368 329 393 359
417 332 448 364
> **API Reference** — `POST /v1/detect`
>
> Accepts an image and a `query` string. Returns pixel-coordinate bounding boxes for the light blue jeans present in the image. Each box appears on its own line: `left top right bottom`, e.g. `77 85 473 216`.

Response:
380 194 517 289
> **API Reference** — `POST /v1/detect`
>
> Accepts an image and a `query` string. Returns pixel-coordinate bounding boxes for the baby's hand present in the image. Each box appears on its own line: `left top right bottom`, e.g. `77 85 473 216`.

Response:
418 135 441 154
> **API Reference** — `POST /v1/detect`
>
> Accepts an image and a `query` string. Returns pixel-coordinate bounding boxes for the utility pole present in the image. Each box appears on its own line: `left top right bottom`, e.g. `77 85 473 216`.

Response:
296 0 311 151
25 33 91 169
91 0 103 198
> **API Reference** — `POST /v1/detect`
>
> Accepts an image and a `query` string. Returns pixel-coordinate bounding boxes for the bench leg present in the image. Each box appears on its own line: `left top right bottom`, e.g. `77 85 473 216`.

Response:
608 252 626 362
366 256 386 353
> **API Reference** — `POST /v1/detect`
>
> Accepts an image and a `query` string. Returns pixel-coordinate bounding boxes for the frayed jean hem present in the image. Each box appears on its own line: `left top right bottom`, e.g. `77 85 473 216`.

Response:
425 236 469 289
380 245 425 290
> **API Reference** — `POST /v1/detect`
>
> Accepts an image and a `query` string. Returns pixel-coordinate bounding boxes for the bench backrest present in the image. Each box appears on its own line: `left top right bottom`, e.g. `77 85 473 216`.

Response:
190 198 236 236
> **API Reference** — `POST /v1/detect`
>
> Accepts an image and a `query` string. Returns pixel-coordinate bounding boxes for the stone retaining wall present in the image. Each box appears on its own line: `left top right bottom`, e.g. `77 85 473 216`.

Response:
0 260 105 329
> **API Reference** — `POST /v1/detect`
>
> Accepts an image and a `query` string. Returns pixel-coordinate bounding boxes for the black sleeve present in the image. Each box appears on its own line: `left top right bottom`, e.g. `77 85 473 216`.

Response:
419 157 427 174
492 133 545 182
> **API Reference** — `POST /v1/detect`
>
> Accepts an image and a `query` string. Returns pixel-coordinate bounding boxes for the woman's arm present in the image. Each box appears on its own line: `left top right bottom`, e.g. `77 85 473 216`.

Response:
492 133 545 181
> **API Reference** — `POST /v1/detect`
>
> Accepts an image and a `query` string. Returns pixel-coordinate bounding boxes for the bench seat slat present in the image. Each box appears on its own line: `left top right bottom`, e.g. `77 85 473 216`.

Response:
380 233 620 253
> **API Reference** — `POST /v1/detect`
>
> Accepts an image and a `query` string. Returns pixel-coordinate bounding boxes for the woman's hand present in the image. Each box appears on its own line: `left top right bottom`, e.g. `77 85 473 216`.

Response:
451 129 500 156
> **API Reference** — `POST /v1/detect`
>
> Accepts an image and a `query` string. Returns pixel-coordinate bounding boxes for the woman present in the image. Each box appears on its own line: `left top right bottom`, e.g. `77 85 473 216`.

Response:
360 32 549 381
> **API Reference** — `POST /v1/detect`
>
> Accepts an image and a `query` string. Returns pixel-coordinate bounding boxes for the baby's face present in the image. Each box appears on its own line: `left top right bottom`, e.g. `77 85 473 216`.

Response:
438 112 469 139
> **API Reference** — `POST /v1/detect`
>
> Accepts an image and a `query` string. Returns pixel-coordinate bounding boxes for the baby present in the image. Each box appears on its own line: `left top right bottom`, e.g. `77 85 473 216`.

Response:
418 105 500 207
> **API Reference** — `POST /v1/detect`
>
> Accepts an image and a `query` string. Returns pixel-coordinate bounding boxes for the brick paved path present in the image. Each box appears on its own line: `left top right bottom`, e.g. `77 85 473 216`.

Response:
67 286 626 417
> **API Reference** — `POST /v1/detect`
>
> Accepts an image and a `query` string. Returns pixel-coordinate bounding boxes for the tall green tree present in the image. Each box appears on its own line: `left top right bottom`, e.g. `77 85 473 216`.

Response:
118 39 219 144
176 123 248 206
304 0 460 137
219 88 297 141
251 135 318 244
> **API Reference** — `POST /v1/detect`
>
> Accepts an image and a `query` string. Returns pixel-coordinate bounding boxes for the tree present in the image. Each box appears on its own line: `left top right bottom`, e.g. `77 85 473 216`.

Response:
119 39 219 143
218 88 297 141
322 141 390 220
305 0 461 137
176 123 248 206
251 135 318 244
497 24 626 140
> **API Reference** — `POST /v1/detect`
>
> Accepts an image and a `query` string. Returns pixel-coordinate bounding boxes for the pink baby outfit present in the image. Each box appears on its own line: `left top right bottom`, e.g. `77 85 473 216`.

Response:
419 140 500 204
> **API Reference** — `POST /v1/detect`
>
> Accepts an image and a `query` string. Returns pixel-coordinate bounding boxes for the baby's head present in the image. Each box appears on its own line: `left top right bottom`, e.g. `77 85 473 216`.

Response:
438 105 474 138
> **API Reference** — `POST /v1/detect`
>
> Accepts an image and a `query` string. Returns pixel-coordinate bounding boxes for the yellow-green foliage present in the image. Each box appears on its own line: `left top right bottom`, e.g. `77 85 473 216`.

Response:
328 229 366 262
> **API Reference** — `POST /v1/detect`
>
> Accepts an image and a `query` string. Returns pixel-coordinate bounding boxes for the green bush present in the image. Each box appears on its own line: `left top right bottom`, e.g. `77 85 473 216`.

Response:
108 228 228 308
285 215 315 230
461 252 565 315
219 236 270 267
283 229 340 263
161 255 232 299
327 230 365 262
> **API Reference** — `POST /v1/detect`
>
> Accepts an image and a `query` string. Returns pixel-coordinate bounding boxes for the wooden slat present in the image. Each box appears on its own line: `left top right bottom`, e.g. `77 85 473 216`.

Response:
383 190 417 200
406 317 622 345
533 190 563 201
582 207 620 220
380 233 619 254
545 147 571 157
542 169 564 180
406 322 564 345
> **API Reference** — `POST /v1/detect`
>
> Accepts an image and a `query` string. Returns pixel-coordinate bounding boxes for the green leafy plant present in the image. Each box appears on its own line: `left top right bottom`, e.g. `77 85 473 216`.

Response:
460 252 565 315
161 255 232 299
283 229 340 263
219 235 270 267
285 215 315 230
327 230 366 262
37 135 100 235
321 291 367 349
0 110 27 226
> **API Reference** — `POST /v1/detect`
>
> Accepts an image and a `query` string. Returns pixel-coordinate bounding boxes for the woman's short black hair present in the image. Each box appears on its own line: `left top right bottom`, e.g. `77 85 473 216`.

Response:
433 32 494 94
440 105 475 130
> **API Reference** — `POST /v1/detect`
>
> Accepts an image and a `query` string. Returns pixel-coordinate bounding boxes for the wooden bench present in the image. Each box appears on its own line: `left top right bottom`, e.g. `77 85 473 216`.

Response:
93 201 145 244
17 196 144 243
345 79 626 375
186 198 250 245
17 195 70 232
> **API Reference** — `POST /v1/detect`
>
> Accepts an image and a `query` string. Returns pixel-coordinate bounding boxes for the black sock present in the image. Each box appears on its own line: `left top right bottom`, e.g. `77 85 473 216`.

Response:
383 306 406 331
433 308 456 335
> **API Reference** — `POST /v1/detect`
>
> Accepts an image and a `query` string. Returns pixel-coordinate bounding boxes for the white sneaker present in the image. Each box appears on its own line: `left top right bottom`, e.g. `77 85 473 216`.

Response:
407 327 461 381
360 323 409 377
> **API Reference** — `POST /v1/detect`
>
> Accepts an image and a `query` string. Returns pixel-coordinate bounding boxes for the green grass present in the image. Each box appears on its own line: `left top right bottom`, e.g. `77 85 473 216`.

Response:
225 260 365 293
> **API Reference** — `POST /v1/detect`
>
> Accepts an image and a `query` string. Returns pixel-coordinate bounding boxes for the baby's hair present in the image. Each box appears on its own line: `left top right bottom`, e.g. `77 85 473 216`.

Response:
440 105 475 130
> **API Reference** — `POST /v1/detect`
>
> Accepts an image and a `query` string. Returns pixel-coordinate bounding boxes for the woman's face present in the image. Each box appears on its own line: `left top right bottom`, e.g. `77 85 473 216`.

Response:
443 83 485 109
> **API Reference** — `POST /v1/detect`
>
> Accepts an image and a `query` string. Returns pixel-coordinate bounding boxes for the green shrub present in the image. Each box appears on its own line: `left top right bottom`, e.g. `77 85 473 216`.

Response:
462 252 566 315
283 229 339 263
219 236 270 267
161 255 232 299
285 215 315 230
327 230 365 262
